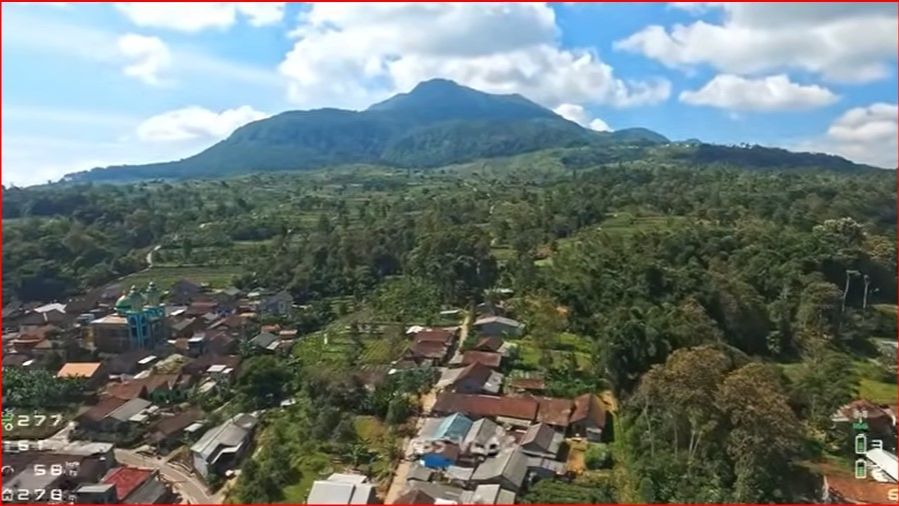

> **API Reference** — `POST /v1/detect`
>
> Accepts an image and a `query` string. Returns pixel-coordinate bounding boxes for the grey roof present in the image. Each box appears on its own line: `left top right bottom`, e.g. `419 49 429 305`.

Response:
251 331 279 349
463 418 507 450
407 462 434 482
405 481 470 503
520 423 563 456
307 480 373 504
107 398 152 422
124 476 170 504
471 448 529 489
191 413 258 463
526 456 567 475
497 489 517 504
76 483 116 494
474 316 524 328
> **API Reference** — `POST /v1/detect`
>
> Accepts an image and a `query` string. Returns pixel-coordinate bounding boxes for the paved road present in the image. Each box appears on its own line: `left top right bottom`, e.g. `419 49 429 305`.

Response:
114 449 217 504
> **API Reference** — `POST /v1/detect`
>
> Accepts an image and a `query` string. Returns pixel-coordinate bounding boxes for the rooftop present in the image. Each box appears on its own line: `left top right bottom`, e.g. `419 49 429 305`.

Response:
102 466 153 501
57 362 103 378
432 393 538 421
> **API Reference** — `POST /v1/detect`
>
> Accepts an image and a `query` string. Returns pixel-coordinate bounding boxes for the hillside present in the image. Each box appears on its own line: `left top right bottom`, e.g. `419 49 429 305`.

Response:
63 79 668 183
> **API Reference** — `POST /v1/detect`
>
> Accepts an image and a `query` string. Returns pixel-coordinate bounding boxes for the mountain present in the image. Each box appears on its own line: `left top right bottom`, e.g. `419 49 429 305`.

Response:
64 79 668 182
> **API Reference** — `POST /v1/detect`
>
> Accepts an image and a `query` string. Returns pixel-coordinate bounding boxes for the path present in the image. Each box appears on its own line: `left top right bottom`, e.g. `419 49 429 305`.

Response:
145 244 161 269
383 311 471 503
115 449 218 504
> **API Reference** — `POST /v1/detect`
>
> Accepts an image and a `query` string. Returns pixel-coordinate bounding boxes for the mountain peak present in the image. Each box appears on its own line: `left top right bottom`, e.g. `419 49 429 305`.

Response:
367 78 555 123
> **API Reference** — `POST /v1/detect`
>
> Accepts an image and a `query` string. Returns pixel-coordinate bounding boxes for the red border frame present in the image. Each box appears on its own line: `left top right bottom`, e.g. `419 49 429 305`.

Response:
0 1 897 505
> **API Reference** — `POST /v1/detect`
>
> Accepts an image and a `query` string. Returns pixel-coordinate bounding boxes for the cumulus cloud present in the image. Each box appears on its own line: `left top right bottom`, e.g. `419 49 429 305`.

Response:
278 3 670 111
116 3 285 32
136 105 269 142
796 103 898 168
117 34 172 86
553 103 611 131
680 74 838 111
617 3 897 82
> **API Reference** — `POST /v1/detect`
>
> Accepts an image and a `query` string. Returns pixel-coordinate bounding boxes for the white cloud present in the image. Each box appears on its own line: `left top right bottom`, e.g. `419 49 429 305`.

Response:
136 105 269 142
279 3 670 110
680 74 838 111
617 3 897 82
115 3 285 32
795 103 898 168
553 103 611 131
117 34 173 86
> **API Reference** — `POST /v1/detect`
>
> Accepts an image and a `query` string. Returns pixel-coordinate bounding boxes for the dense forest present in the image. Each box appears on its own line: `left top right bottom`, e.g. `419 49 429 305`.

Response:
3 148 897 502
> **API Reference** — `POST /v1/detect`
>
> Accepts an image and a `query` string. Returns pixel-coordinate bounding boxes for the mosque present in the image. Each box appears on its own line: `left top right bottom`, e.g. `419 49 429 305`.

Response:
90 282 168 354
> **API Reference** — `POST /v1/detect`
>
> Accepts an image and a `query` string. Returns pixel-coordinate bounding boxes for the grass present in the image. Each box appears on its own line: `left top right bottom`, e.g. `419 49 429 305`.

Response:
120 265 244 290
779 357 897 405
354 416 387 443
516 333 592 371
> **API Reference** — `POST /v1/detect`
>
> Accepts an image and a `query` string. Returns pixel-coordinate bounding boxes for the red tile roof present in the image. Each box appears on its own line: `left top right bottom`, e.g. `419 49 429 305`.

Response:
432 393 538 421
571 393 607 428
473 336 504 352
409 341 449 359
415 328 455 345
103 466 153 501
534 396 576 427
461 350 502 368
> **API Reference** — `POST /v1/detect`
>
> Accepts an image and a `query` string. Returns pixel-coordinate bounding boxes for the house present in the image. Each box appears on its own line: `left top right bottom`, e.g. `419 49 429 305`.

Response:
470 447 529 491
170 317 200 339
258 291 293 316
102 466 173 504
534 396 576 429
77 397 153 435
407 341 451 364
432 393 538 427
57 362 107 389
420 413 474 444
472 336 504 353
461 418 512 458
473 316 524 338
570 394 607 441
306 473 377 504
414 328 456 346
190 413 258 479
148 408 204 452
506 375 546 394
519 423 564 459
168 279 203 305
250 331 280 353
74 483 118 504
460 350 503 369
823 474 898 503
103 349 160 376
394 482 471 504
437 362 503 395
470 484 517 505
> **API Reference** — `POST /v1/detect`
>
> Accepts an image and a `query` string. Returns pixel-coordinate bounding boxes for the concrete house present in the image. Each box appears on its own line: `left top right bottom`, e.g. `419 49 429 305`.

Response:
473 316 524 338
306 473 376 504
470 447 529 492
190 413 258 480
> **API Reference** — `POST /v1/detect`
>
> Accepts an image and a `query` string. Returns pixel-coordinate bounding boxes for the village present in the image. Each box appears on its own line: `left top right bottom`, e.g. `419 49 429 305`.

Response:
2 277 618 504
3 275 898 504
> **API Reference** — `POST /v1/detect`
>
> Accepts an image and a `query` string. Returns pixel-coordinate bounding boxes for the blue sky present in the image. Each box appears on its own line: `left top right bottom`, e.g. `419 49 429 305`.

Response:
3 2 897 186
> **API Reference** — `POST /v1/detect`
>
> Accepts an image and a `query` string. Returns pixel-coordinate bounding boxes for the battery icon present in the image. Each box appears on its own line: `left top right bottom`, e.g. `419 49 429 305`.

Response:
855 459 867 479
856 433 868 454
